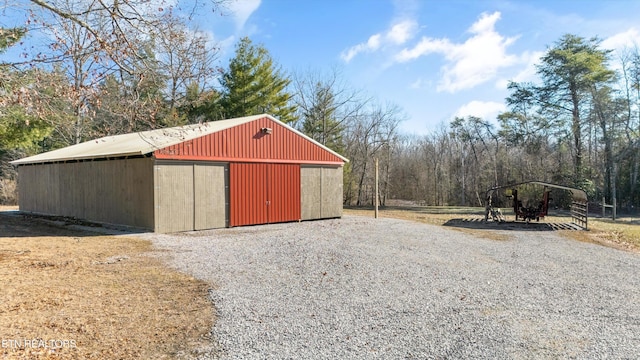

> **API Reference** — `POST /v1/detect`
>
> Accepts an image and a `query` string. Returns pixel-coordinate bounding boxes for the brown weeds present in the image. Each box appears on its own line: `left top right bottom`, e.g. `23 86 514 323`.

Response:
0 213 215 359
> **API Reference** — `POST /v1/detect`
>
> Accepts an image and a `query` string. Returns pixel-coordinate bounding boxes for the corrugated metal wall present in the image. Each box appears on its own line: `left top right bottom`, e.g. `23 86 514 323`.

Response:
268 163 301 224
18 158 155 229
300 166 343 220
229 162 301 227
155 117 344 164
229 163 268 226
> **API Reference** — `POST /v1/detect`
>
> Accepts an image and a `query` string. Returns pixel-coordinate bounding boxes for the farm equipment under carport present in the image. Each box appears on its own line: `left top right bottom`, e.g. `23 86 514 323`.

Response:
509 188 550 223
484 186 550 223
484 181 571 223
483 181 589 229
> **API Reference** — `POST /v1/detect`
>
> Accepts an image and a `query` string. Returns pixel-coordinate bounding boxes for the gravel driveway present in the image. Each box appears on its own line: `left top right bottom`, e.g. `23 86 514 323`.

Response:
144 215 640 359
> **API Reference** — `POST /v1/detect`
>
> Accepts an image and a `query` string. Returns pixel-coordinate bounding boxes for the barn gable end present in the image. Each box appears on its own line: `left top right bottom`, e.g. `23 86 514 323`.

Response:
153 116 344 164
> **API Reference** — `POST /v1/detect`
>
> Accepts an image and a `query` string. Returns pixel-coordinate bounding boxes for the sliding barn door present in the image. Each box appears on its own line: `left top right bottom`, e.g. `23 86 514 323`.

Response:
229 163 300 226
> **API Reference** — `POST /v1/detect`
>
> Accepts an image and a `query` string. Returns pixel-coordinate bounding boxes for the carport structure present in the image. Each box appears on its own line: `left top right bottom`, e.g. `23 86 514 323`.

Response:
12 114 348 232
485 181 588 229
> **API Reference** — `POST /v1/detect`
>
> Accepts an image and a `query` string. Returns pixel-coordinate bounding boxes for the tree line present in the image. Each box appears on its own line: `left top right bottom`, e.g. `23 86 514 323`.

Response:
1 2 638 212
389 34 640 211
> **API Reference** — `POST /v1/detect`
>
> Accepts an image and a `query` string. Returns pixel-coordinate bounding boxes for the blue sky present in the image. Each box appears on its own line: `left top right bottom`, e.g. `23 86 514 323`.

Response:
3 1 640 135
199 0 640 135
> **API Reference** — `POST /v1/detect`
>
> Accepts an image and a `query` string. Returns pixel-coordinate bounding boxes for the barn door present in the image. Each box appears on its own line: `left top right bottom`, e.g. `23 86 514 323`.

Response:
194 163 228 230
229 163 301 226
268 163 301 224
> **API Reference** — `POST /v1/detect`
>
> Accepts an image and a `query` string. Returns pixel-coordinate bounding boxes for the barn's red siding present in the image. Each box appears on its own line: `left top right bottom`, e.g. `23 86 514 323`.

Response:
154 117 343 164
229 163 301 227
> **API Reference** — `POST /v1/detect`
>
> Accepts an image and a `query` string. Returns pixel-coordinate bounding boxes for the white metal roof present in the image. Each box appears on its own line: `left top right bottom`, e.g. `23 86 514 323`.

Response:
11 114 348 165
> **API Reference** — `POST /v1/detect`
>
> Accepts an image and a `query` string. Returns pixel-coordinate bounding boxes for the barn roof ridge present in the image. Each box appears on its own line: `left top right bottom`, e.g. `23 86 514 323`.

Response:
11 114 348 165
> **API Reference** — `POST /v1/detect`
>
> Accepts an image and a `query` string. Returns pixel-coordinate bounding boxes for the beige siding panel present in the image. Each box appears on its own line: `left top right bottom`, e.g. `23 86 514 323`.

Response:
104 158 154 228
194 163 228 230
18 158 154 229
154 163 195 233
300 166 343 220
300 166 321 220
321 166 344 218
20 163 61 215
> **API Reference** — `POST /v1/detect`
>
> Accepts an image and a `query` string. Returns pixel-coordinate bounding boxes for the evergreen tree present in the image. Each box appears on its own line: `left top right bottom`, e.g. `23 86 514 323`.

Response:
219 37 297 123
536 34 614 184
301 82 345 152
0 28 52 155
501 34 614 186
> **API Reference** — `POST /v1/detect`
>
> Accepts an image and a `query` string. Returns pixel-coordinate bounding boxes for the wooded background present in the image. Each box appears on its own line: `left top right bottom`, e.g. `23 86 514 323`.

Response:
1 1 639 213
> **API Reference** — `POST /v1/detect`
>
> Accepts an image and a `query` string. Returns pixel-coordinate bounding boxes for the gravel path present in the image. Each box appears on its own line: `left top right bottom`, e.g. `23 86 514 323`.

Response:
143 215 640 359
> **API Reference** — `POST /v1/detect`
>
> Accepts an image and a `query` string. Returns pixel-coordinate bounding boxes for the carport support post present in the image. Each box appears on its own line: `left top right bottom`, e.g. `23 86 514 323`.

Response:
375 157 379 219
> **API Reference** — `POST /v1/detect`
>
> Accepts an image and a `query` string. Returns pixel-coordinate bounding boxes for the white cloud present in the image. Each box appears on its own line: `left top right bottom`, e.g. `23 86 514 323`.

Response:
602 28 640 53
495 50 544 89
395 11 520 93
341 34 382 62
341 19 418 63
454 100 506 121
468 11 501 34
387 20 418 44
227 0 261 30
395 37 451 62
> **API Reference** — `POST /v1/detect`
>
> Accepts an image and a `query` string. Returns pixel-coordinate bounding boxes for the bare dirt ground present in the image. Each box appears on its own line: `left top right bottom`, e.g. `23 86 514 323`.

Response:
0 209 214 359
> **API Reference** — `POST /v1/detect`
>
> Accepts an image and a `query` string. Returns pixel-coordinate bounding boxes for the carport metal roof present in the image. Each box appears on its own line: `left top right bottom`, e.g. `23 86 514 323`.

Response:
485 181 588 202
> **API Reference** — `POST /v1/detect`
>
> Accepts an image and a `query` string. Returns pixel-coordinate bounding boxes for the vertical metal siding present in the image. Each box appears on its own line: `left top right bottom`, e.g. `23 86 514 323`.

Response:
155 117 344 164
229 162 301 226
268 163 301 224
229 163 268 226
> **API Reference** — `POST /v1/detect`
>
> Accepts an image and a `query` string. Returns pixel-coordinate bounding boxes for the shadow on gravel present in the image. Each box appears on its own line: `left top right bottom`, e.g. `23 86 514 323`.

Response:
443 218 583 231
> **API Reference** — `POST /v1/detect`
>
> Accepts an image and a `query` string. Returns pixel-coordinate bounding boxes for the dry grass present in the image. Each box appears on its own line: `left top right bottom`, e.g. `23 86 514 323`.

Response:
561 218 640 252
345 206 640 251
345 207 510 241
0 213 215 359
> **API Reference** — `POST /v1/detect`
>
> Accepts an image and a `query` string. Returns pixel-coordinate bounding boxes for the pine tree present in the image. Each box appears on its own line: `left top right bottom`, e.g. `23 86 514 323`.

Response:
301 82 344 153
0 28 52 155
219 37 297 123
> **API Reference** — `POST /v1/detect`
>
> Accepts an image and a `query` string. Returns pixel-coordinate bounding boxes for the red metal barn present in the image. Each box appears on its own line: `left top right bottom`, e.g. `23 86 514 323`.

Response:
12 115 348 232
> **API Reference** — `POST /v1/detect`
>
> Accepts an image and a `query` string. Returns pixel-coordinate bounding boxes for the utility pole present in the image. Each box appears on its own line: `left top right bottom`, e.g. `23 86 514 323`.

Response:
375 157 379 218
